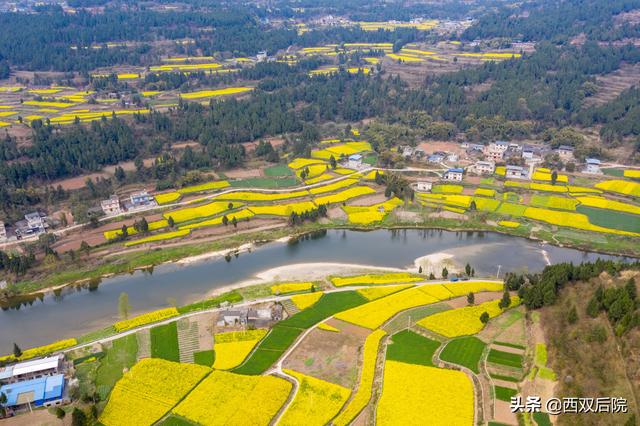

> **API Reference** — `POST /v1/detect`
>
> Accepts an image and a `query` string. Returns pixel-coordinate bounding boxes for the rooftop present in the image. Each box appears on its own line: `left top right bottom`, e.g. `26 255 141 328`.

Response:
348 154 362 160
0 374 64 407
586 158 601 164
447 168 464 173
11 355 62 377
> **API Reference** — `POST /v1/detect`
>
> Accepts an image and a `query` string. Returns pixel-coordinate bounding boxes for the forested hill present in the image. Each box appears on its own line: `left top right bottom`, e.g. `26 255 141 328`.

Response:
462 0 640 42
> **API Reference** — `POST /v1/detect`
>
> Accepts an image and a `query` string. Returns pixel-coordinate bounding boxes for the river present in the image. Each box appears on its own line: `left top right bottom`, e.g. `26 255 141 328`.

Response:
0 229 632 353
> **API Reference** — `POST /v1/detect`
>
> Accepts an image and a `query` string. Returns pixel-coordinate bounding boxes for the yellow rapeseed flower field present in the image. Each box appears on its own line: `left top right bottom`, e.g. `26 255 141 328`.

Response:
331 272 422 287
0 338 78 363
288 157 326 169
417 297 520 337
163 201 237 223
317 322 340 332
291 292 323 310
314 186 376 205
309 178 358 194
387 53 424 62
443 281 504 297
173 370 292 426
532 170 569 183
377 361 474 426
103 219 169 240
474 188 496 197
100 359 210 426
271 282 314 294
154 192 181 204
575 196 640 215
523 206 639 236
113 308 179 332
216 190 309 201
123 229 190 246
179 87 253 100
333 329 386 426
305 173 334 184
498 220 520 228
178 180 230 194
418 193 472 208
432 184 464 194
595 179 640 197
213 329 268 370
335 287 437 329
178 208 254 230
356 284 415 301
624 169 640 178
296 163 327 179
343 197 403 224
279 369 351 426
250 201 317 216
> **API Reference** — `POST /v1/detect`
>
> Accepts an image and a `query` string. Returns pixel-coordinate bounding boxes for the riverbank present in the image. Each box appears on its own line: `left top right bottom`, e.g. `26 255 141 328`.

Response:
3 216 639 303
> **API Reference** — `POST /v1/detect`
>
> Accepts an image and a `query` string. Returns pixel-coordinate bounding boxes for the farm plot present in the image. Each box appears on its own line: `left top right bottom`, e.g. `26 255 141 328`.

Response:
113 308 179 333
150 322 180 362
575 196 640 215
333 329 386 426
576 206 640 233
595 179 640 197
314 186 376 205
172 370 291 426
216 190 309 201
386 330 440 366
439 336 486 374
376 361 474 426
233 292 367 375
309 178 358 194
279 370 351 426
487 348 523 369
213 329 268 370
343 197 404 225
530 194 578 210
330 272 422 287
124 229 190 247
249 201 317 216
178 208 254 231
271 282 313 294
291 292 323 310
356 284 415 301
523 207 639 236
163 201 238 223
417 297 520 337
99 358 210 426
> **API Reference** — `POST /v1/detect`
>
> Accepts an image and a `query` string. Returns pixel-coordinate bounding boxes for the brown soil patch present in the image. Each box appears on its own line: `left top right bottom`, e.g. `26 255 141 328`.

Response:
490 344 525 355
282 319 370 388
0 409 63 426
345 193 387 206
584 62 640 107
493 400 518 425
417 140 464 155
428 211 467 220
192 311 215 351
224 167 262 179
327 206 347 220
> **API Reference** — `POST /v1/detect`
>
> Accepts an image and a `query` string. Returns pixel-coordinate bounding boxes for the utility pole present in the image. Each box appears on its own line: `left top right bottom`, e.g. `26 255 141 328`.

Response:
496 265 502 279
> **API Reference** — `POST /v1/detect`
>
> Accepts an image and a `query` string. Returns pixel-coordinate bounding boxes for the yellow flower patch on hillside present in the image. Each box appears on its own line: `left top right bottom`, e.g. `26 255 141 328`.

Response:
314 186 375 205
279 370 351 426
296 164 327 179
163 201 237 223
443 281 504 297
357 284 415 301
595 179 640 196
624 169 640 178
417 297 520 337
103 219 169 240
216 190 309 201
498 220 520 228
309 178 358 194
317 322 340 332
213 329 268 370
179 87 252 99
305 173 334 184
178 208 254 230
271 282 314 294
331 272 422 287
0 339 78 363
343 197 403 225
124 229 190 246
523 206 639 236
173 370 292 426
474 188 496 197
249 201 317 216
291 292 323 310
377 361 473 426
113 308 179 332
178 180 230 194
100 359 210 426
575 196 640 215
154 192 181 204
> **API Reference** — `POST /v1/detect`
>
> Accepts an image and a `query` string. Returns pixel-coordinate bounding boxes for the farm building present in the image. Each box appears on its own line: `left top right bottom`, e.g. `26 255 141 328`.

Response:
415 181 433 192
0 221 6 241
555 145 575 161
471 161 495 175
347 154 363 169
443 168 464 181
583 158 602 174
427 153 445 164
505 165 528 180
0 374 66 412
0 355 65 385
100 195 123 216
484 141 509 161
126 190 157 211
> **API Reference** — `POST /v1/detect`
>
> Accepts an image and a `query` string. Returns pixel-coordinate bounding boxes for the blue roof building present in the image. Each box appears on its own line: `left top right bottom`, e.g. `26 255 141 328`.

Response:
348 154 362 161
0 374 65 408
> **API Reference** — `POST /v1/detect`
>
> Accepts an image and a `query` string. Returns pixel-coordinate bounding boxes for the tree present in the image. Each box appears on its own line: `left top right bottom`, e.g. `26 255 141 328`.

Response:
625 278 636 301
329 155 337 169
232 217 238 228
471 268 475 277
567 305 578 324
118 292 130 320
469 200 477 211
480 312 489 324
222 215 229 226
418 266 423 274
167 216 175 228
120 224 128 239
551 170 558 185
499 290 511 309
467 292 475 305
0 392 6 416
115 166 126 182
442 267 448 279
71 408 87 426
465 263 472 276
228 202 234 210
429 273 436 280
12 343 21 358
80 240 91 256
55 406 66 419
